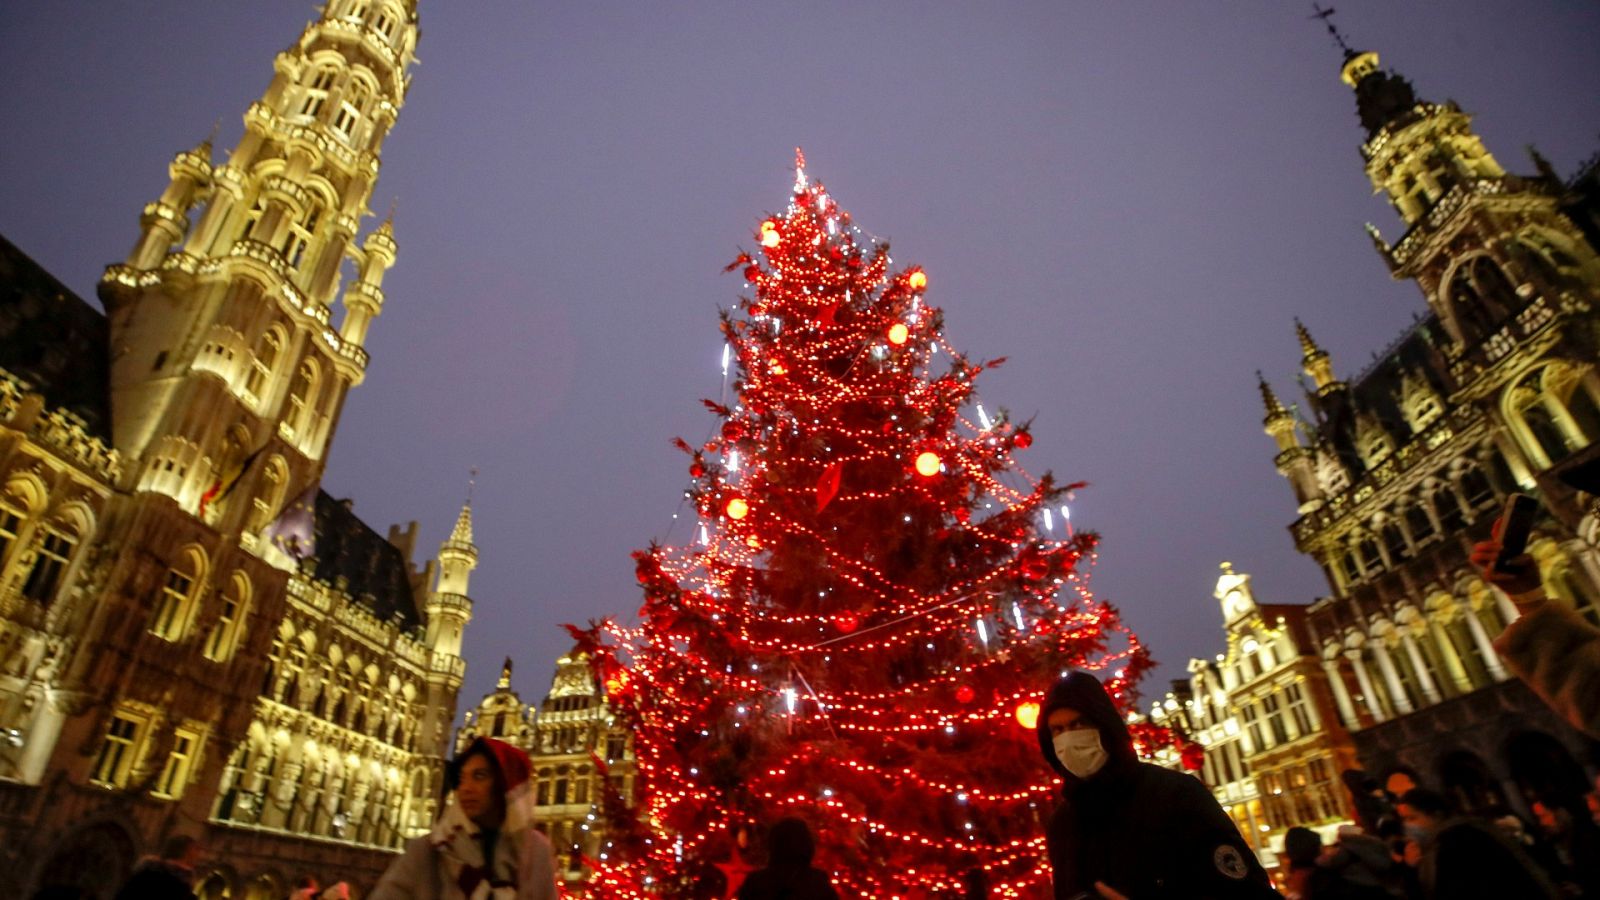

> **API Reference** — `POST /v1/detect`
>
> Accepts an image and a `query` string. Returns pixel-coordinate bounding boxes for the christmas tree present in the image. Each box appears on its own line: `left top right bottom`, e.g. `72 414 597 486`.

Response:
572 152 1155 898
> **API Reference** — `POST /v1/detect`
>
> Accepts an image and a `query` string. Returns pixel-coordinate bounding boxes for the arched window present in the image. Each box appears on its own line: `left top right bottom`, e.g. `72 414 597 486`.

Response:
244 328 284 400
344 0 371 21
1358 537 1383 574
204 572 251 662
298 67 338 119
1429 484 1467 533
248 456 288 536
1459 466 1494 508
151 547 207 641
1403 503 1434 543
22 528 77 605
1381 522 1408 561
333 80 370 139
0 500 24 571
280 205 320 270
286 360 319 439
1447 257 1518 343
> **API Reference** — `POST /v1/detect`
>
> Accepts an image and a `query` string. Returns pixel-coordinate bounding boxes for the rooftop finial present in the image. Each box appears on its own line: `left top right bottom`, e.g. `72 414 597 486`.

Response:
466 466 478 507
498 656 513 689
1257 370 1286 417
1295 317 1325 360
1310 3 1354 56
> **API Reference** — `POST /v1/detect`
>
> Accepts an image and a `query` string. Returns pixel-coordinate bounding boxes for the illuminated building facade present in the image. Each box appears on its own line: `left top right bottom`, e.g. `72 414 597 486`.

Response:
1258 44 1600 814
1146 564 1358 876
0 3 480 897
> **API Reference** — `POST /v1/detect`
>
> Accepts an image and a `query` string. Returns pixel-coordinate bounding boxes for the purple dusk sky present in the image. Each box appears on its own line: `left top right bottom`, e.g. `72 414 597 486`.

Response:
2 2 1598 713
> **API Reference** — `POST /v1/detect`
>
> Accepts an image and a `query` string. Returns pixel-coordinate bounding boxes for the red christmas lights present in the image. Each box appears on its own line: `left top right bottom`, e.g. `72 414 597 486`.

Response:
573 152 1155 898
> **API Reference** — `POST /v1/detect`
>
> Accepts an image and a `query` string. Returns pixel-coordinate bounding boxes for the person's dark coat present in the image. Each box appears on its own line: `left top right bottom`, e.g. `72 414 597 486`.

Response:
1036 671 1281 899
113 858 196 900
736 818 840 900
1417 817 1559 899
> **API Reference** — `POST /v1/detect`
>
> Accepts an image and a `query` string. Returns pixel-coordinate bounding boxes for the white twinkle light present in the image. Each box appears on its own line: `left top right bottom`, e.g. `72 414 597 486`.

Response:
721 343 731 375
977 404 992 430
727 449 740 472
1043 508 1054 531
784 687 798 715
699 524 710 546
976 619 989 646
1012 602 1026 630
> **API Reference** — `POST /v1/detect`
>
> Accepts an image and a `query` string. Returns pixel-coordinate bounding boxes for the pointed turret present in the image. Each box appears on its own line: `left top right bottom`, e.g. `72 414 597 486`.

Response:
1340 49 1420 139
1259 371 1291 428
1296 318 1345 396
436 498 478 597
1333 46 1506 228
450 499 474 545
1260 372 1323 512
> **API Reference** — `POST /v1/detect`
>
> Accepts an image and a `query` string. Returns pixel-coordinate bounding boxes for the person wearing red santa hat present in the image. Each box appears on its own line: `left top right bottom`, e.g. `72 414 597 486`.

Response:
371 737 558 900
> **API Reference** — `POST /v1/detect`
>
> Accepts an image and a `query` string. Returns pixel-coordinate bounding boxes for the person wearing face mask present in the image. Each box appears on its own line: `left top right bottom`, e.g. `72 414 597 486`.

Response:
1035 671 1279 899
1394 788 1557 899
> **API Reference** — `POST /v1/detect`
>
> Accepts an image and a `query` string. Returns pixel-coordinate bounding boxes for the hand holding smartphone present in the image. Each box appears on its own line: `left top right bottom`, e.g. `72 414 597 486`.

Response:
1493 493 1538 572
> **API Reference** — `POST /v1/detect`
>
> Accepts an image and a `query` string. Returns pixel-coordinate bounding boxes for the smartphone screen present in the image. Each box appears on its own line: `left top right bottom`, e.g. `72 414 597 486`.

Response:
1495 493 1538 569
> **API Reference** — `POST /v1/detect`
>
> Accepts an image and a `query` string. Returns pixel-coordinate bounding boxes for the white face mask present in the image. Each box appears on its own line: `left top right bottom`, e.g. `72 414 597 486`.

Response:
1053 728 1108 779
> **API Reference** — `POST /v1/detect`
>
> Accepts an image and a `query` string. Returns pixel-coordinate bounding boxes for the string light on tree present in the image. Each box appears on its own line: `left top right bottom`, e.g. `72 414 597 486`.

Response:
567 151 1158 898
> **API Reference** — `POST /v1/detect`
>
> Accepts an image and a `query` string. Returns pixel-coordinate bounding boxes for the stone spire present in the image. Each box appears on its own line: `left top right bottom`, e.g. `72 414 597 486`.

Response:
1296 319 1341 392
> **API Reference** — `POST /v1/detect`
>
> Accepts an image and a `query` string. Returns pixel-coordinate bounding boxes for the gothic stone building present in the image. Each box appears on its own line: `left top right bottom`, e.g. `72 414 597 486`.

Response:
1257 46 1600 817
0 2 482 897
456 649 637 893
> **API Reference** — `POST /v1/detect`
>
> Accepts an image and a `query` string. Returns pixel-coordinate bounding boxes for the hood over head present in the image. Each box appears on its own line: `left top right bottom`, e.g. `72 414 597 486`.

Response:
765 816 817 868
1035 670 1138 783
445 737 536 832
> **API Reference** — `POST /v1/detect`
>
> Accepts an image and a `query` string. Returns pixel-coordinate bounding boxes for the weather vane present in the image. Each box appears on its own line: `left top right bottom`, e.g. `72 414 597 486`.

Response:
1310 3 1353 55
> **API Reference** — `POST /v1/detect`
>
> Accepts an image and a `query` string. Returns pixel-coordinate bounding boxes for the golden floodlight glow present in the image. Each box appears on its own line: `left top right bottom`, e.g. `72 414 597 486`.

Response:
887 323 909 345
1015 701 1040 730
914 451 941 477
726 497 750 520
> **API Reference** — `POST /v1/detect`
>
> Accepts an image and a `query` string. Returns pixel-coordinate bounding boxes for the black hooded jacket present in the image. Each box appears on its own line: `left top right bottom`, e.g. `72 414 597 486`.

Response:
736 818 840 900
1037 672 1280 899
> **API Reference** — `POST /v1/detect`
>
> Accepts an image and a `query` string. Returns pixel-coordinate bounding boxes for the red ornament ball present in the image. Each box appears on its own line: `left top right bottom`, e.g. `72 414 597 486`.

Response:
1021 555 1050 581
835 611 859 633
1181 742 1206 771
689 462 705 478
1014 431 1033 449
955 685 976 704
743 265 761 282
721 421 743 441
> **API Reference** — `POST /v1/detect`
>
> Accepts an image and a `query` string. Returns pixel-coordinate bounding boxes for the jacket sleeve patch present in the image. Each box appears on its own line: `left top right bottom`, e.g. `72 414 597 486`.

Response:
1213 844 1249 879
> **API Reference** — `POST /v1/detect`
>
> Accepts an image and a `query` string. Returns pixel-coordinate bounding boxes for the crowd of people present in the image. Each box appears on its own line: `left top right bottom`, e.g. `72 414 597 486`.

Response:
1276 781 1600 900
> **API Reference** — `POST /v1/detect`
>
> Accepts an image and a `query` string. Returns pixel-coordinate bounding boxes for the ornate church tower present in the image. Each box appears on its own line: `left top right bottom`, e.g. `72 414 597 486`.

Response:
100 0 418 522
420 499 475 758
1251 25 1600 812
1347 48 1600 352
